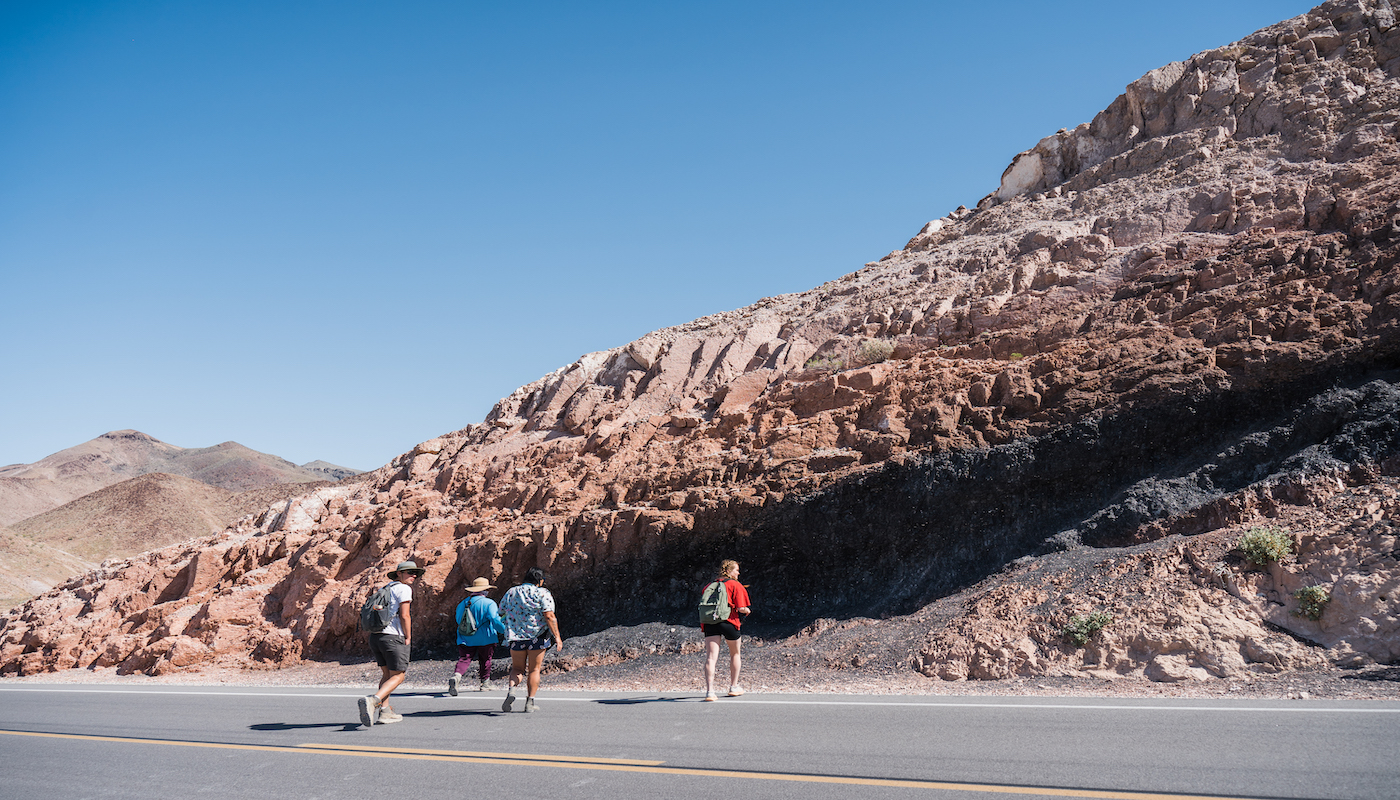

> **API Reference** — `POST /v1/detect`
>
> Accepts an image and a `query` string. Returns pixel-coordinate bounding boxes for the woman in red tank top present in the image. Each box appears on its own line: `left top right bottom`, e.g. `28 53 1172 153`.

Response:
700 559 750 700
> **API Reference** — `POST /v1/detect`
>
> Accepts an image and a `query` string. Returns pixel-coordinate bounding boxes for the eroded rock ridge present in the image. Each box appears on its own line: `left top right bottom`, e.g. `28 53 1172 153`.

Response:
3 0 1398 681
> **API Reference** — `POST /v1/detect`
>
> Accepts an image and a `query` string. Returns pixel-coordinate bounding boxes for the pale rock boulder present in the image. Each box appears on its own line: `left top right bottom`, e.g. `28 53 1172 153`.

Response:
1228 500 1400 664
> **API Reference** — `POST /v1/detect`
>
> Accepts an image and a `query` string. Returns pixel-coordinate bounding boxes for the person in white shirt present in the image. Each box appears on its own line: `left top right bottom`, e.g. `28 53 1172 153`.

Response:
358 560 424 726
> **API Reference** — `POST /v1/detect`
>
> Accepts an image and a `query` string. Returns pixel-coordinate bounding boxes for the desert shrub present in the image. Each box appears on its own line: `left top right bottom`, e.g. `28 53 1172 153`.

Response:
1061 610 1113 646
858 339 895 364
1237 525 1293 567
1010 352 1025 361
1294 585 1331 621
804 355 845 372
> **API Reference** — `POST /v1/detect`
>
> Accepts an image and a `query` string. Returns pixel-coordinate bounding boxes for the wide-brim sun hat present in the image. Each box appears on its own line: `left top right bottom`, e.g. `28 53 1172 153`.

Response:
391 560 426 576
465 577 495 592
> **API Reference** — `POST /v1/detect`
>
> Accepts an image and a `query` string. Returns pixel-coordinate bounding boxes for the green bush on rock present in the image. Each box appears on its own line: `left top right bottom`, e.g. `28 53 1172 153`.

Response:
1294 585 1331 621
858 339 894 365
1062 610 1113 646
1237 525 1293 567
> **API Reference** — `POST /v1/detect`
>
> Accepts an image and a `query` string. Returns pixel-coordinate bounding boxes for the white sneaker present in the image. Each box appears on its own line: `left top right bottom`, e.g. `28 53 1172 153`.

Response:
378 707 403 724
447 674 459 696
358 695 380 727
703 692 717 702
727 685 744 697
477 679 489 692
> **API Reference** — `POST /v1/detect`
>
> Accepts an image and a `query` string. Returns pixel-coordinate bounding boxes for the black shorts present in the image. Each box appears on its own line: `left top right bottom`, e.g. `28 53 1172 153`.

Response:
369 633 410 672
702 621 741 640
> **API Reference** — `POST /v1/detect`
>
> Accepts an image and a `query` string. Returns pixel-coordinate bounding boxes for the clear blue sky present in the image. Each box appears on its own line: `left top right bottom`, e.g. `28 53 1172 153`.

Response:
0 1 1311 472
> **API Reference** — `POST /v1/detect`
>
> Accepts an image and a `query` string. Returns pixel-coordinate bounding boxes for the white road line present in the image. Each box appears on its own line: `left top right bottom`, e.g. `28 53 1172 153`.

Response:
1 686 1396 712
0 687 366 698
713 698 1400 713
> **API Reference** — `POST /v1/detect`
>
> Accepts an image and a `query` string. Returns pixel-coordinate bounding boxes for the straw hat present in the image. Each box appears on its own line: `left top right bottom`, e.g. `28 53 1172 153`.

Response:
465 577 495 593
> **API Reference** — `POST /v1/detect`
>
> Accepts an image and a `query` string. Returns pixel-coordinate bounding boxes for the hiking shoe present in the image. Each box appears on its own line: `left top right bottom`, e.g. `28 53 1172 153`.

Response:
378 707 403 724
703 692 717 702
447 674 459 697
727 685 744 697
358 695 380 727
502 688 515 712
477 679 489 692
524 697 538 713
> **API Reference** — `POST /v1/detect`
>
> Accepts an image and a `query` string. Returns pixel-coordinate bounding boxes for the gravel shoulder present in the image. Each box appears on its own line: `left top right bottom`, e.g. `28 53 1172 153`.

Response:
6 624 1397 701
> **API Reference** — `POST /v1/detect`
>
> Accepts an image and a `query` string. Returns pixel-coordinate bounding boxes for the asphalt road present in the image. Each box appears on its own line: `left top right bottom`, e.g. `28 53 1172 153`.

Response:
0 685 1395 800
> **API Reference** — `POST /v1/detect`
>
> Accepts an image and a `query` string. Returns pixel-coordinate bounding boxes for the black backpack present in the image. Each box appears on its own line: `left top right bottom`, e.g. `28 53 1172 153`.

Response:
359 584 396 633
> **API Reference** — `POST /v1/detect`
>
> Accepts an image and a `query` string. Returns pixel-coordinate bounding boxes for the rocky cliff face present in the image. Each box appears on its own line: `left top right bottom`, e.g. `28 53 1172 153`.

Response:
3 0 1398 680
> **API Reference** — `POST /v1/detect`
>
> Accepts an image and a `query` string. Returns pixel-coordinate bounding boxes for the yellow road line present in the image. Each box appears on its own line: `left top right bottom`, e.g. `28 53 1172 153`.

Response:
1 729 320 755
303 742 663 765
0 729 1270 800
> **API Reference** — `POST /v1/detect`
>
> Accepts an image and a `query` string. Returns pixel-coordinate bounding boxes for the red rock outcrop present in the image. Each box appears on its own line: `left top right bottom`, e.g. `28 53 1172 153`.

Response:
2 0 1398 680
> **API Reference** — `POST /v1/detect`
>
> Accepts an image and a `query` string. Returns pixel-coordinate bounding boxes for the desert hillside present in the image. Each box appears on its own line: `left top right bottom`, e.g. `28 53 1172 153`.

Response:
0 430 360 528
2 0 1397 683
0 527 94 615
0 473 341 610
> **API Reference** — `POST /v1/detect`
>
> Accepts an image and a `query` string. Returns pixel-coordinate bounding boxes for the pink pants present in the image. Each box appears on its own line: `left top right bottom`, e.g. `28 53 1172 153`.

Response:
455 644 493 681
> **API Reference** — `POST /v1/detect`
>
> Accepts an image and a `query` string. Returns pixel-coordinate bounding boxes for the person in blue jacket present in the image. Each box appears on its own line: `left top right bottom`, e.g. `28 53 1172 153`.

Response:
448 576 507 695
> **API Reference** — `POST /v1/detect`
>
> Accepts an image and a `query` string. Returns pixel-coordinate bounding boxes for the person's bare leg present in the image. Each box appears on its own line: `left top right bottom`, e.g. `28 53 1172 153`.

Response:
702 637 721 694
727 638 742 690
503 649 527 711
525 649 544 697
508 650 527 690
376 666 406 703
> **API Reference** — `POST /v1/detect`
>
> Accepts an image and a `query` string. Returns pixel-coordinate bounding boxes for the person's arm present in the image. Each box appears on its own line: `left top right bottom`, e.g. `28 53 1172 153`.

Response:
399 600 412 644
733 582 751 616
543 610 562 651
489 601 506 636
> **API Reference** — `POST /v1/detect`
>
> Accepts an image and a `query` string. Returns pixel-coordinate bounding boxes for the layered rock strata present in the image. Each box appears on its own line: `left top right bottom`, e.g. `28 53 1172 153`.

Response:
2 0 1398 679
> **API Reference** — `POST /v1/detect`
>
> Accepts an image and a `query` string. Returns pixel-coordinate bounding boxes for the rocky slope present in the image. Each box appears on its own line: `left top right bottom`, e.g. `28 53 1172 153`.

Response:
0 430 359 528
2 0 1398 682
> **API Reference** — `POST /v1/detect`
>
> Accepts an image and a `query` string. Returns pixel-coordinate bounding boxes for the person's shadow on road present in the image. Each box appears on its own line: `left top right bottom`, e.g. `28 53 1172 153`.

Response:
250 722 361 732
250 708 498 733
403 709 499 718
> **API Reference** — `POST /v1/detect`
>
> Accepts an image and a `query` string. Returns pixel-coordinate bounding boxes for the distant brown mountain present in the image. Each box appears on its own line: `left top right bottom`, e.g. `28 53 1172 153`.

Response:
0 472 338 609
0 430 360 527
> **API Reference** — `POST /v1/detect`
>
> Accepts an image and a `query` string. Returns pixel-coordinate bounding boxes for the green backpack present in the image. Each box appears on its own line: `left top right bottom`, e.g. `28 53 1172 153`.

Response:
457 598 479 637
698 580 731 624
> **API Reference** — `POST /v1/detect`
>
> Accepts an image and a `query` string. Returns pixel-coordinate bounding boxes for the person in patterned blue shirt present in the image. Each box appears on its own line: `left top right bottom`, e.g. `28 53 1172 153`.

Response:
498 567 564 713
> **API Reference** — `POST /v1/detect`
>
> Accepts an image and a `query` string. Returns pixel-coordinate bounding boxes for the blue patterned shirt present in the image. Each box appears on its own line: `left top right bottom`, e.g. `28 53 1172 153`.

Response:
499 583 555 641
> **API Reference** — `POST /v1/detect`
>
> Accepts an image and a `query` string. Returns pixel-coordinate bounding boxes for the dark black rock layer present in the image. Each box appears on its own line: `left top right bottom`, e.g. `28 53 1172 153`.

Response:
556 366 1400 635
